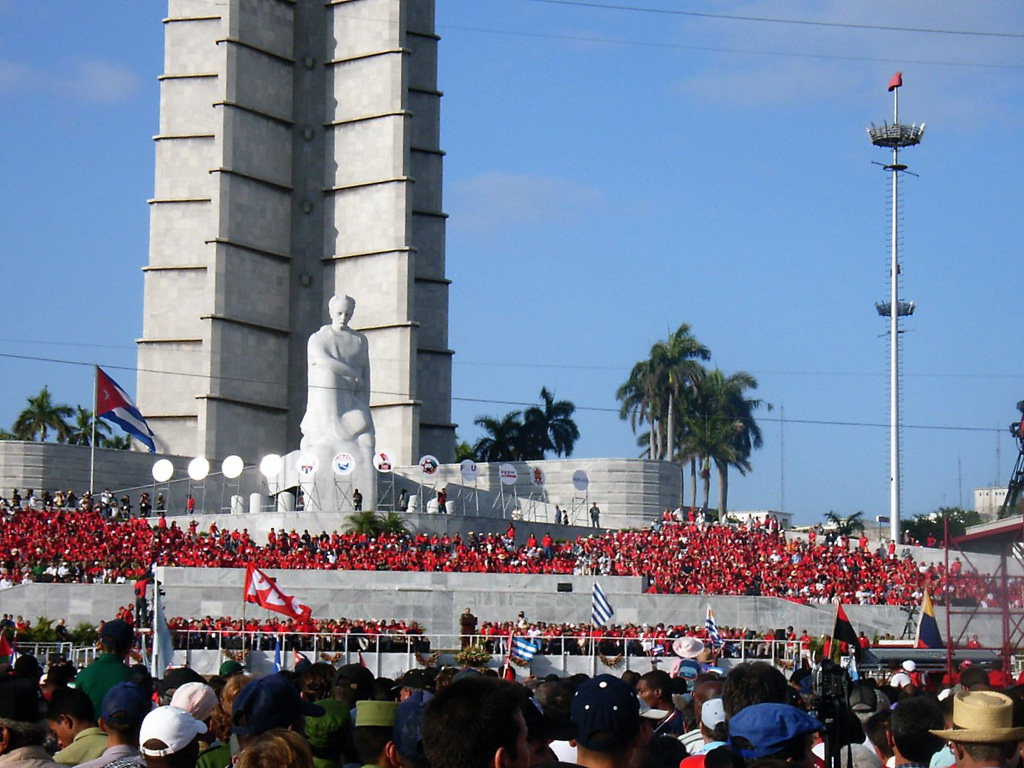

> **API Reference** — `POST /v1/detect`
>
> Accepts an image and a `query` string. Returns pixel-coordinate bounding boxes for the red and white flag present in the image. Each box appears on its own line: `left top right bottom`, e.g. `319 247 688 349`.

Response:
243 565 312 621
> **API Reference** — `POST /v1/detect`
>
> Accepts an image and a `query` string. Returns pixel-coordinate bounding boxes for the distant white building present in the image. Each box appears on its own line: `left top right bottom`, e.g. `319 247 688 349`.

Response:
727 509 793 530
975 487 1008 520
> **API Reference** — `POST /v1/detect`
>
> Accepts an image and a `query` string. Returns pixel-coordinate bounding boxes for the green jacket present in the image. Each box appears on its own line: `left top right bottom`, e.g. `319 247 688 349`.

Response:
74 654 132 717
53 728 109 766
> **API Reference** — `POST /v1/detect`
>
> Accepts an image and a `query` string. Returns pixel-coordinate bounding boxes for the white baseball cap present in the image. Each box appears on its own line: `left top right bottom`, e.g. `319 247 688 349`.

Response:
140 706 208 757
902 660 917 672
701 698 726 731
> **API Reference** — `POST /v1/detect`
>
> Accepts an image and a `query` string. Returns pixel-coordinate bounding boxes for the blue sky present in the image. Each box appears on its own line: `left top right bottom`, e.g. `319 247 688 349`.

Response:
1 1 1021 526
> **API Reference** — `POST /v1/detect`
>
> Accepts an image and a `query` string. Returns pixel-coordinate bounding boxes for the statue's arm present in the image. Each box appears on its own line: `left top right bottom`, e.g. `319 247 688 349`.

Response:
307 334 362 381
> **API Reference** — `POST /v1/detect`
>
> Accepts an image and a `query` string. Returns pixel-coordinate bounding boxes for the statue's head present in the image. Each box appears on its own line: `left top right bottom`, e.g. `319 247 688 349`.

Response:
328 294 356 329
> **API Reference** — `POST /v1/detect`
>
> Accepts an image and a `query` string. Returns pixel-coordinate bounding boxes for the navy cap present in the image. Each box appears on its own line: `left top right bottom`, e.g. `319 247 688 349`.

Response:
729 703 822 760
571 675 643 753
232 673 325 736
393 690 433 760
100 620 134 646
101 682 151 725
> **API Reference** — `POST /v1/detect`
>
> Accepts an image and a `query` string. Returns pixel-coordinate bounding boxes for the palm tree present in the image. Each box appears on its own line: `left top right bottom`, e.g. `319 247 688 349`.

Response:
824 510 866 537
12 387 73 443
617 325 710 464
378 512 409 535
473 411 525 462
653 324 710 462
345 510 384 536
522 387 580 458
100 434 132 450
617 358 663 459
681 370 769 516
67 406 110 447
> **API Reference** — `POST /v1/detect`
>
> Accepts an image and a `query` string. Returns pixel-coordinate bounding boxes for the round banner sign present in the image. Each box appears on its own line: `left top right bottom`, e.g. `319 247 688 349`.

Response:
530 467 546 488
332 453 355 476
298 453 319 479
373 451 394 473
498 463 518 486
419 455 440 476
459 459 478 481
572 470 590 492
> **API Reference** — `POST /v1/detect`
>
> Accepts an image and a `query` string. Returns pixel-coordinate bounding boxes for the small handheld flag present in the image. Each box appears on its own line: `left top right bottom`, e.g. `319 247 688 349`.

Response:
512 637 539 661
95 367 156 452
830 603 862 663
592 582 614 626
705 605 723 648
244 565 312 622
916 589 944 649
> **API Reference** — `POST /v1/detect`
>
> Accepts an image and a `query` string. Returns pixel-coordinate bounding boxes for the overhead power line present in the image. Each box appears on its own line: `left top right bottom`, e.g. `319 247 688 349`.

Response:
0 351 1003 436
528 0 1024 40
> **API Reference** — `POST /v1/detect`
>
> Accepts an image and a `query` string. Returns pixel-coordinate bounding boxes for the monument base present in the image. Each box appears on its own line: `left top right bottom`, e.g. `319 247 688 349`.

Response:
279 445 377 513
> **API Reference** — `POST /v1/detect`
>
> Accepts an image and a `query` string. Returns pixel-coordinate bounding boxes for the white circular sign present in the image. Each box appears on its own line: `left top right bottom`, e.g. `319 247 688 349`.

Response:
498 463 518 486
373 451 394 473
152 459 174 483
530 466 546 488
572 470 590 492
332 452 355 476
459 459 478 481
298 453 319 479
188 457 210 481
419 455 440 476
222 455 244 479
259 454 282 479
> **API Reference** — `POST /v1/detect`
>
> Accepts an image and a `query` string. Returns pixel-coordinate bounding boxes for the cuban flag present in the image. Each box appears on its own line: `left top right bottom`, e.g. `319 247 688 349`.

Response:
95 367 156 452
592 582 614 626
512 637 539 661
705 605 723 648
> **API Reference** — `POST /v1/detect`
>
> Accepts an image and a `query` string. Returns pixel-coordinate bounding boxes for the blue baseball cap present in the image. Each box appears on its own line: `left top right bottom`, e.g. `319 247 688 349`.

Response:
232 673 325 736
393 690 433 760
729 703 822 760
102 682 151 725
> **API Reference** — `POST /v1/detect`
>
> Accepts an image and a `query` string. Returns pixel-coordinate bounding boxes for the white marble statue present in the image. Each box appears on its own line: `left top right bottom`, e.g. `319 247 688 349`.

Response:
286 294 376 511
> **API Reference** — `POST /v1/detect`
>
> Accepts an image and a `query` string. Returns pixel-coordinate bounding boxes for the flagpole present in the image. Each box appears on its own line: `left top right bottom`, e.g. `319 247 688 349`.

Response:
90 366 98 494
943 512 953 678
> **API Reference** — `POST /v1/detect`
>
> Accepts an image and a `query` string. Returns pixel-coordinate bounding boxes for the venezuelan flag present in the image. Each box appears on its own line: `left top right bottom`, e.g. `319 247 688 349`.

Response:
916 589 944 649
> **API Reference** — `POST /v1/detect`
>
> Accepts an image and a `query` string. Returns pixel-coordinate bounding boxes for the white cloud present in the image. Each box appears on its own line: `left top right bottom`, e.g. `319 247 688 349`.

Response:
449 171 606 234
0 58 140 104
0 59 40 94
57 60 141 104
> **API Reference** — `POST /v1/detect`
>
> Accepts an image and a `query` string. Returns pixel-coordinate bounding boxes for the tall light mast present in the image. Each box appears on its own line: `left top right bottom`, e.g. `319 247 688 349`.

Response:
868 72 925 544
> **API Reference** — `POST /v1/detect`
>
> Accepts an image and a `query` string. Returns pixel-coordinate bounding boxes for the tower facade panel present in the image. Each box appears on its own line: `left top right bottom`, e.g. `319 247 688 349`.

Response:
139 0 453 465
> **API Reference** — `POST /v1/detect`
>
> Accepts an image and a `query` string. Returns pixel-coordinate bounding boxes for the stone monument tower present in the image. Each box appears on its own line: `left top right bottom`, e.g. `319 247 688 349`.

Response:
137 0 454 467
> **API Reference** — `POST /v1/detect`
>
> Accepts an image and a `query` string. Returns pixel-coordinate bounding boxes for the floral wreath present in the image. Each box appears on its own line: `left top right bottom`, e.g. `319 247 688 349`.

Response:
508 655 530 668
415 651 441 667
223 649 249 663
598 652 624 668
320 652 344 665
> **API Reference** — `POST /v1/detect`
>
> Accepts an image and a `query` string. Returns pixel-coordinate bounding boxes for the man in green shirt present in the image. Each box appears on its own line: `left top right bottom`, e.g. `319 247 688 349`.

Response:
74 620 134 716
46 689 108 766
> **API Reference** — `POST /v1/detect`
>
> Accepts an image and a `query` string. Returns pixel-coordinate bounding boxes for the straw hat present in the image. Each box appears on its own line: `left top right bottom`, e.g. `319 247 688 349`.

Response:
930 691 1024 743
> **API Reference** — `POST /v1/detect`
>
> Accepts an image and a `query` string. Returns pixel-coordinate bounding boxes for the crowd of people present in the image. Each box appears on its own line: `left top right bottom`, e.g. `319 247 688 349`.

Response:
0 505 1012 607
2 614 1024 768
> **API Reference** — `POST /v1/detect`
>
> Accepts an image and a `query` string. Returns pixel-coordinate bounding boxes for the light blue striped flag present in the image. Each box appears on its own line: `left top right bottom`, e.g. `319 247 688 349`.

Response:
592 582 614 626
512 636 539 661
705 605 723 648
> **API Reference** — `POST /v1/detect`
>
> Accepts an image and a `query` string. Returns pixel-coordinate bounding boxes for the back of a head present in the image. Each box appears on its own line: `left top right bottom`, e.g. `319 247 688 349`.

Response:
960 667 991 691
422 675 528 768
722 663 788 718
140 705 208 768
102 681 151 739
236 728 314 768
47 686 97 725
891 697 945 765
300 663 335 703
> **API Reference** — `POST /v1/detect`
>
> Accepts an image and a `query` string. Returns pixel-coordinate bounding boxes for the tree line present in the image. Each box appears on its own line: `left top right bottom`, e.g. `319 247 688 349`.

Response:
1 386 130 449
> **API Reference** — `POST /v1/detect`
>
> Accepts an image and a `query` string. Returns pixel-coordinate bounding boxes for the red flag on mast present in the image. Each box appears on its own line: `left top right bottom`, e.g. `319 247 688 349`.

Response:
243 565 312 621
887 72 903 92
